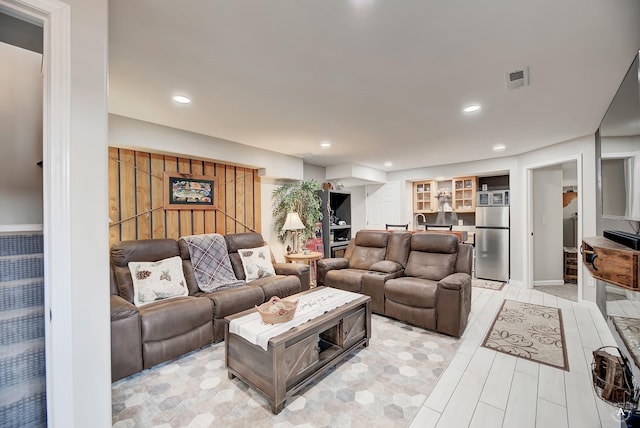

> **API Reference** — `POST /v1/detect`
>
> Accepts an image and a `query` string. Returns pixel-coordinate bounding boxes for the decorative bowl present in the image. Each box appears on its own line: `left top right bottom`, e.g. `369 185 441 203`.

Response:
256 296 298 324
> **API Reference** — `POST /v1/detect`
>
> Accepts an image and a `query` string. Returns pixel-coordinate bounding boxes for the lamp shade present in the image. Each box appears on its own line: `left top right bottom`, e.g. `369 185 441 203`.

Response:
282 212 305 231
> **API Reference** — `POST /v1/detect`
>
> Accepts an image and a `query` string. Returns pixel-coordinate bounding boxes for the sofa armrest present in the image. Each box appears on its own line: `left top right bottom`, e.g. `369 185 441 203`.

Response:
437 272 471 291
111 294 139 321
273 262 311 291
110 295 142 381
316 258 349 286
369 260 402 274
436 273 472 337
273 262 309 277
318 257 349 270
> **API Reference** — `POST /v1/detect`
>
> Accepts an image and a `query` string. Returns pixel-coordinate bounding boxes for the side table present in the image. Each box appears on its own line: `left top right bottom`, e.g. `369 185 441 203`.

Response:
284 251 322 287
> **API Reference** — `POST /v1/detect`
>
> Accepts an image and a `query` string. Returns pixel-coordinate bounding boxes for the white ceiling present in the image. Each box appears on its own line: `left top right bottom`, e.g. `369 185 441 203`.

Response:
108 0 640 173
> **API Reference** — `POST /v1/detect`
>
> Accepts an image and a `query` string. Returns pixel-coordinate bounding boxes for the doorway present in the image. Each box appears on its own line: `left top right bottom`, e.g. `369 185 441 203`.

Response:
0 15 46 427
527 157 582 301
0 0 78 426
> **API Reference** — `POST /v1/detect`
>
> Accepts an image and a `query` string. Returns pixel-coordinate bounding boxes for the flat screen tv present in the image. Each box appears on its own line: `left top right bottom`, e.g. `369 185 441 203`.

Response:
599 52 640 222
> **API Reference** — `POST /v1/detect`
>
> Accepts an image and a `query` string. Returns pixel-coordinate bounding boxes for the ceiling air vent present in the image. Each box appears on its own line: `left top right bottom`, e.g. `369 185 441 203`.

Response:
505 67 529 90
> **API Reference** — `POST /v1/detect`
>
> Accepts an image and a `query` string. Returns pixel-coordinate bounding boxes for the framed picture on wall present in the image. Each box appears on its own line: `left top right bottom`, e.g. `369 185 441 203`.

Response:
163 172 217 210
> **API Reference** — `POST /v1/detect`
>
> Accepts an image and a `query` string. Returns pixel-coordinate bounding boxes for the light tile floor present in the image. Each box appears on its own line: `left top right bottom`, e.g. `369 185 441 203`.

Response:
410 283 621 428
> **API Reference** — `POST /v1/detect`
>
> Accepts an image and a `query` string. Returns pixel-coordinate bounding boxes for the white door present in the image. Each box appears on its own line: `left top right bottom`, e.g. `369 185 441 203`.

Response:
532 165 564 285
365 181 403 230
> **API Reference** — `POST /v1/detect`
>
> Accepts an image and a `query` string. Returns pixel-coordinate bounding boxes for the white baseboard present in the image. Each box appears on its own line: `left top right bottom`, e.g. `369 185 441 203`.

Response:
508 279 524 288
0 224 44 233
533 280 565 287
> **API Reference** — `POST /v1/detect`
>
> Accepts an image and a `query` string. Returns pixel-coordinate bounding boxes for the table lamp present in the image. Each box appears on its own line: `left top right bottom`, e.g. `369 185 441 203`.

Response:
282 212 305 253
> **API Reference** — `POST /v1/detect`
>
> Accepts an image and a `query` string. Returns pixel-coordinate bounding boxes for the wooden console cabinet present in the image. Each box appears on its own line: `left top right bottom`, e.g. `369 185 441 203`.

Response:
582 237 640 290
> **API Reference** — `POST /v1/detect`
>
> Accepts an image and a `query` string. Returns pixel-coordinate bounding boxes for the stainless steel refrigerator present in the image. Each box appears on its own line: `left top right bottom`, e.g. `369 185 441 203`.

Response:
475 206 510 282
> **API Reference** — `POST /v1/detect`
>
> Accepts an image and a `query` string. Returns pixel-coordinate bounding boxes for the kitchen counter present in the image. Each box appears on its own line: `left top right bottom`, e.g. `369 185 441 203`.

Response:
412 225 475 245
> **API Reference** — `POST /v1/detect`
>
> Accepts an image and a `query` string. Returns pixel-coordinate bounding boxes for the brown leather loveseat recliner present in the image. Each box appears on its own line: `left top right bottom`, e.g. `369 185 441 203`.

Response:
110 232 309 382
317 230 411 314
317 230 472 337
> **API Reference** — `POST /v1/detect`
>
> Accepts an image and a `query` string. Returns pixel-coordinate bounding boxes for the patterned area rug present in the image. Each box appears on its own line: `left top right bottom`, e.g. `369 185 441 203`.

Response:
112 314 460 427
610 316 640 368
472 278 505 291
482 300 569 371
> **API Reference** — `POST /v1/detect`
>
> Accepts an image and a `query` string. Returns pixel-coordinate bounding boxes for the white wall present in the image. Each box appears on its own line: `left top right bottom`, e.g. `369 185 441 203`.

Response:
109 114 304 181
6 0 111 425
259 177 290 262
346 185 366 234
517 135 597 301
370 135 598 299
0 42 43 226
302 162 326 183
57 0 111 426
387 156 520 277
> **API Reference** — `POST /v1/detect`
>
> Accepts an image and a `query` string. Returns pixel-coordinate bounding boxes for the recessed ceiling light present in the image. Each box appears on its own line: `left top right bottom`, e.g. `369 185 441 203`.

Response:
493 144 506 152
320 141 332 148
350 0 375 6
172 95 191 104
463 104 481 113
384 161 392 167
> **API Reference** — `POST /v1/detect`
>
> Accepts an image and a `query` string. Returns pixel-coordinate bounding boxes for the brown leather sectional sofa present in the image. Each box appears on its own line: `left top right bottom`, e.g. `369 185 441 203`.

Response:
109 232 309 381
317 230 472 337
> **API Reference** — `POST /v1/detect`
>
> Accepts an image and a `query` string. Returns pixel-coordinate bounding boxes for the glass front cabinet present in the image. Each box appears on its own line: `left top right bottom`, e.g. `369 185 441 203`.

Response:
413 180 434 213
452 177 476 212
413 177 477 214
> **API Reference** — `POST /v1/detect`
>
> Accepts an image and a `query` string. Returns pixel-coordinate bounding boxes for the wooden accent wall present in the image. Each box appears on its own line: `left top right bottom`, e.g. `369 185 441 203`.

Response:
109 147 261 246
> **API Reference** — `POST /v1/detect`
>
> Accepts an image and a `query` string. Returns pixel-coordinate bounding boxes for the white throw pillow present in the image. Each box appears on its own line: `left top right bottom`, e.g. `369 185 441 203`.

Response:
129 256 189 306
237 245 276 282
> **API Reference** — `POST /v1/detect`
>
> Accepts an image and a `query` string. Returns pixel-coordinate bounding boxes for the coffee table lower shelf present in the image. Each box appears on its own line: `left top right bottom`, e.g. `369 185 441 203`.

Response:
224 292 371 414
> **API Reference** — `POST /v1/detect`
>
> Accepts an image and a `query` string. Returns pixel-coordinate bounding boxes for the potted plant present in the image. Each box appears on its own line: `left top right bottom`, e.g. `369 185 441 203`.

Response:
272 180 322 248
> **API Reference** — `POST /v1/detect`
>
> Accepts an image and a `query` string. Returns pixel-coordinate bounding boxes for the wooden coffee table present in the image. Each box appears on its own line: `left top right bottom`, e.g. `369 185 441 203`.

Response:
224 287 371 414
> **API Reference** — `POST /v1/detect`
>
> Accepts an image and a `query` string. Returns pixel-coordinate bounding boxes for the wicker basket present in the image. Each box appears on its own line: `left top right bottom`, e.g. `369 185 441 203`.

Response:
591 346 638 410
256 296 298 324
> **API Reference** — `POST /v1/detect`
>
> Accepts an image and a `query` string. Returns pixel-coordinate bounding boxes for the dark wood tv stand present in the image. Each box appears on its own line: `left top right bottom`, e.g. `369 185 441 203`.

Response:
582 237 640 290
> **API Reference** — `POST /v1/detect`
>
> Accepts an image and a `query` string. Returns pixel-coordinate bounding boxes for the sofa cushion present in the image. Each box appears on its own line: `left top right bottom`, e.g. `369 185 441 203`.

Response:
405 252 456 281
325 269 369 293
238 245 276 282
225 233 273 280
386 231 412 268
354 230 389 248
251 275 301 301
111 239 183 303
348 231 389 270
112 239 180 266
139 296 212 343
369 260 402 273
411 232 459 254
404 233 458 280
113 265 136 303
385 277 437 308
349 246 387 270
129 256 189 307
198 285 265 319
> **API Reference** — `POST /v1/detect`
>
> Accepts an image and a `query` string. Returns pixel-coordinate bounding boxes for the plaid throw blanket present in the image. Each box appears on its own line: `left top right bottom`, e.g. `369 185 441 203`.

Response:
180 234 245 292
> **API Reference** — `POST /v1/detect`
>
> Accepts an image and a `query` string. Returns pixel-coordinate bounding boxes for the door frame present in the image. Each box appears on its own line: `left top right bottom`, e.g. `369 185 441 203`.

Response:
0 0 72 425
523 154 583 299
